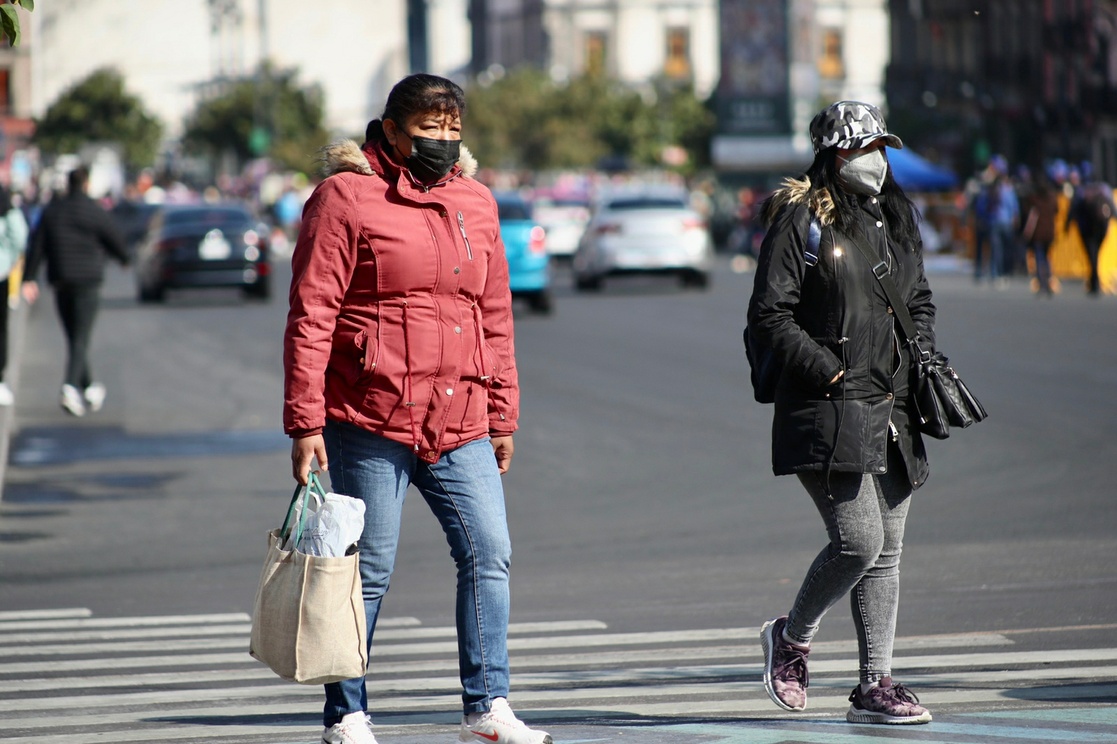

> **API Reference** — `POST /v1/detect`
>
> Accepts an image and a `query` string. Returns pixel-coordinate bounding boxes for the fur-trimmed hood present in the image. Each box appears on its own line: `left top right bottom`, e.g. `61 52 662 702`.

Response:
760 176 837 228
316 138 479 181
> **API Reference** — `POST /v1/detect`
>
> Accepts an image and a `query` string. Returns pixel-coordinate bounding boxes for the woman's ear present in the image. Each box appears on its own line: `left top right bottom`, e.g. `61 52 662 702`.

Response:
382 119 399 148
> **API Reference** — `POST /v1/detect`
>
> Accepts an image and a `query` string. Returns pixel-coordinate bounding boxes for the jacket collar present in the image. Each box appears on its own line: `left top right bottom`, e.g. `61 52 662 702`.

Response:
316 138 479 184
761 176 838 228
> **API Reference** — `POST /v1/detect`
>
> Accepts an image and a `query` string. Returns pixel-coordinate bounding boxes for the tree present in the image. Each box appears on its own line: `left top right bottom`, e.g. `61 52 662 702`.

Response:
33 67 164 175
0 0 32 47
463 68 715 175
181 65 330 175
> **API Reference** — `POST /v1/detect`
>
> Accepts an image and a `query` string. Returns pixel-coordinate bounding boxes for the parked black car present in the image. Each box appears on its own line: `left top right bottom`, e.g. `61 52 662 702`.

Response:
135 203 271 302
110 200 160 256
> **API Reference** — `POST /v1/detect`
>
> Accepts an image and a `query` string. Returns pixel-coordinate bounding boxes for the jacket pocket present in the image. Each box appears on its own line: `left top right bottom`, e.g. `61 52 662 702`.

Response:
353 329 379 383
481 341 504 385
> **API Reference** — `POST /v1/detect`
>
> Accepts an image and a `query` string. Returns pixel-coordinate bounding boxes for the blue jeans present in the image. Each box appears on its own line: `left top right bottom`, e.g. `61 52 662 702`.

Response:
784 444 913 684
978 224 1012 281
321 421 512 725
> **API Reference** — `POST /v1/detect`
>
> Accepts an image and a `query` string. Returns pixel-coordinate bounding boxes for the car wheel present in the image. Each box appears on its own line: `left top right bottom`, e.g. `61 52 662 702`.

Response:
527 289 554 314
243 276 271 301
680 271 710 290
575 275 602 292
138 283 165 303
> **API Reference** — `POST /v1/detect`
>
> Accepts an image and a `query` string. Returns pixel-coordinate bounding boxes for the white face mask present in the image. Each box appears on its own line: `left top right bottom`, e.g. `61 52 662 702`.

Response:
838 148 888 196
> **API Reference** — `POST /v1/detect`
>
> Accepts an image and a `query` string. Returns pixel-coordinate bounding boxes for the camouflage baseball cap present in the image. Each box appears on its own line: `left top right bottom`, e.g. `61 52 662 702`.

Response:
809 101 903 154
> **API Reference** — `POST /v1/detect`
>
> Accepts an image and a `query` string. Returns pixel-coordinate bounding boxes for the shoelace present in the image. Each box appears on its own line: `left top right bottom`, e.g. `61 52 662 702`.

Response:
773 644 810 688
333 717 373 743
886 681 921 706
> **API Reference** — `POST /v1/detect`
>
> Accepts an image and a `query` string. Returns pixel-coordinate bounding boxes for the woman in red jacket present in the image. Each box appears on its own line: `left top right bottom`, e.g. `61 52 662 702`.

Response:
284 74 550 744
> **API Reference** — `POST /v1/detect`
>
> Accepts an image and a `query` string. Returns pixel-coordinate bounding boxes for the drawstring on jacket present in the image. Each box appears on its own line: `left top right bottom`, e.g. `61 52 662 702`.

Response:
824 335 850 498
400 300 421 453
471 301 509 428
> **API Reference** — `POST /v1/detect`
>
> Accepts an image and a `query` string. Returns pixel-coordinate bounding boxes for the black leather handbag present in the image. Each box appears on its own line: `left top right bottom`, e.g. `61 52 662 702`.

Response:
849 238 988 440
909 344 988 439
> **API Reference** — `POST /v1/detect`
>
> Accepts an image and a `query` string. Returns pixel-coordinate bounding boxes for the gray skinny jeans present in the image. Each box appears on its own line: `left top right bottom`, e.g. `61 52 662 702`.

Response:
784 445 913 684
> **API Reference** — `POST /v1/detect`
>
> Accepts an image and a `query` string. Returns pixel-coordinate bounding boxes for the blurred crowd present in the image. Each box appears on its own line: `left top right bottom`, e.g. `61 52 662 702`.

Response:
963 155 1115 296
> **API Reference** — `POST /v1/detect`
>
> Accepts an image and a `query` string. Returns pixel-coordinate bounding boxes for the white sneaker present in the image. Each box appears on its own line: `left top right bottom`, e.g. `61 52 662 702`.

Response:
460 698 552 744
322 711 378 744
0 382 13 406
83 382 106 412
60 384 86 417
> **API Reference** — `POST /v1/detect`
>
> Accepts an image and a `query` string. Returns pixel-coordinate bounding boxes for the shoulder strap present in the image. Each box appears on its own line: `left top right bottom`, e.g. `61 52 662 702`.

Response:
846 236 920 346
803 217 822 266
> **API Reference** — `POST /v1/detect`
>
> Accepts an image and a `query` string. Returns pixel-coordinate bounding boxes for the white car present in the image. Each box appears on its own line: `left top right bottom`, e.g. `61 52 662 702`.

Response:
531 193 591 258
572 188 713 291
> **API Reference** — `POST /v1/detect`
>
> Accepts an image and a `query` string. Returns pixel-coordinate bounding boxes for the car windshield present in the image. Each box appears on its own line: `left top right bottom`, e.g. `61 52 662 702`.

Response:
163 208 252 231
497 200 531 221
604 196 688 210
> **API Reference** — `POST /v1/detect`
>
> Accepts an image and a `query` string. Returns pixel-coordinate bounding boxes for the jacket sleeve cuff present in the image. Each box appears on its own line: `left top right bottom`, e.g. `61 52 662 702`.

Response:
799 346 844 389
288 427 324 439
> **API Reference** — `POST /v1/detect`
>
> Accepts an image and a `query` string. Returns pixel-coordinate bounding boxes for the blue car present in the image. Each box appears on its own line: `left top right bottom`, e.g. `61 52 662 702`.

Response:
493 191 553 314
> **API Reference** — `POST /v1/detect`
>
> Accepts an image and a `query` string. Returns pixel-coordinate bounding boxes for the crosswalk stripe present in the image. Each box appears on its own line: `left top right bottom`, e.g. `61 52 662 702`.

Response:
0 612 253 631
5 654 1117 715
0 618 607 646
0 608 91 622
0 631 1015 675
1 611 1115 742
4 682 1117 733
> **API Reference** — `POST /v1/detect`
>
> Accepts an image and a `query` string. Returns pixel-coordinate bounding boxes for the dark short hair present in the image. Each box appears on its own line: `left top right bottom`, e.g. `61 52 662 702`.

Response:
365 73 465 143
67 166 89 196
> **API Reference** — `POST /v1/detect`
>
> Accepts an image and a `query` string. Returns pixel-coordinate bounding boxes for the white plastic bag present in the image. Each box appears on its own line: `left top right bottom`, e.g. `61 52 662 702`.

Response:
282 486 365 557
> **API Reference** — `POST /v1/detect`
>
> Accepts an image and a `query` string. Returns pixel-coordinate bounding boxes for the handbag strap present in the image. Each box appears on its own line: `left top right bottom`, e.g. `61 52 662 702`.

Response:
280 472 326 545
846 233 924 353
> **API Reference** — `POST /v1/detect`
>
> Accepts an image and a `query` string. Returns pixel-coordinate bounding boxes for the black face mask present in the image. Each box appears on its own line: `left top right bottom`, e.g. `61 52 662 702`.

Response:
403 136 460 183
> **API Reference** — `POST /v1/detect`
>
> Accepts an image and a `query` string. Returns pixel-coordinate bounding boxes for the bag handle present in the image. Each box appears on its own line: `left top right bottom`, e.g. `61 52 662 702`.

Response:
280 472 327 547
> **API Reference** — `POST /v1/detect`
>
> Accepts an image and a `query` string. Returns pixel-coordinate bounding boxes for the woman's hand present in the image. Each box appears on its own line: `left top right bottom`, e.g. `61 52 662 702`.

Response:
491 435 514 474
291 434 328 485
21 281 38 305
829 369 845 385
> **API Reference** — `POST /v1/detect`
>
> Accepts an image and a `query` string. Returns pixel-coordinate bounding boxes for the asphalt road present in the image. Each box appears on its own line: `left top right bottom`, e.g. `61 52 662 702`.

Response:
0 253 1114 743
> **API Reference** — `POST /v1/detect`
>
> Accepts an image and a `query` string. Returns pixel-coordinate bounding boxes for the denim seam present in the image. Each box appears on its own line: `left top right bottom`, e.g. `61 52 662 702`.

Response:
429 465 493 713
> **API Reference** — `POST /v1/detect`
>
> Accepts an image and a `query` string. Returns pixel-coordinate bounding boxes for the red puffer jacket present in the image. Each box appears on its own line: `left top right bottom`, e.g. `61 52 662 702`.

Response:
283 139 518 463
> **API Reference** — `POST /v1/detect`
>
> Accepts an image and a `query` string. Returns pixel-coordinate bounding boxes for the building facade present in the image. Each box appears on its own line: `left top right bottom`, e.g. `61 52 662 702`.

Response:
27 0 469 143
887 0 1117 182
0 3 35 188
712 0 890 180
469 0 719 98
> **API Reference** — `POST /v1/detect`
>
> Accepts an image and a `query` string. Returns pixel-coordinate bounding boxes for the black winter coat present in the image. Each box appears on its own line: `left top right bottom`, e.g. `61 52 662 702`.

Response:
747 177 935 489
24 192 129 286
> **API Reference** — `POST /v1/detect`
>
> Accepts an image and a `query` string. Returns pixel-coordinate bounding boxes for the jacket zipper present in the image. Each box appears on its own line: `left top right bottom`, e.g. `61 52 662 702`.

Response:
457 211 473 260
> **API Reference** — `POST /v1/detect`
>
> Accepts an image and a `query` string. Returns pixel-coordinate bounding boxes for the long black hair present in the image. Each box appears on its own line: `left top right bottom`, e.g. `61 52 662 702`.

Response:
804 147 922 250
364 73 466 144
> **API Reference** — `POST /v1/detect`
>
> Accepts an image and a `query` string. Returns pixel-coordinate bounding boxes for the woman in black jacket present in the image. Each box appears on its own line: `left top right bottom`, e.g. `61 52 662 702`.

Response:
748 102 935 725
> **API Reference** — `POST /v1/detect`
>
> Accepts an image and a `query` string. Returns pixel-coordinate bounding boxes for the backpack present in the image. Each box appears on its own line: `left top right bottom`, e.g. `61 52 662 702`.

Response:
744 216 821 404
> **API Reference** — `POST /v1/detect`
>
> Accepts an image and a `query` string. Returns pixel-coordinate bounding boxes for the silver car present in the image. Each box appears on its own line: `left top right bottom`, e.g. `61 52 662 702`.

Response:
572 188 712 291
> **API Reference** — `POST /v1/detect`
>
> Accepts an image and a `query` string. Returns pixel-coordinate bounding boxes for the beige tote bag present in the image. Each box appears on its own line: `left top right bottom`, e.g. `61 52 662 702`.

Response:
249 474 368 684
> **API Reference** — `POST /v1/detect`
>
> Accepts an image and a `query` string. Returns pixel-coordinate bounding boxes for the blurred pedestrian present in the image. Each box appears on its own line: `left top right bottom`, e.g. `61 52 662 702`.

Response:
21 167 130 416
1021 174 1060 296
748 101 935 725
973 157 1019 287
0 186 28 405
1065 162 1115 296
283 73 551 744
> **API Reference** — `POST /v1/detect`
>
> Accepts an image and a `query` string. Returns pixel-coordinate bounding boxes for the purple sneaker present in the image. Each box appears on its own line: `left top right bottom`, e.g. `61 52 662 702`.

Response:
759 616 809 711
847 677 932 724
